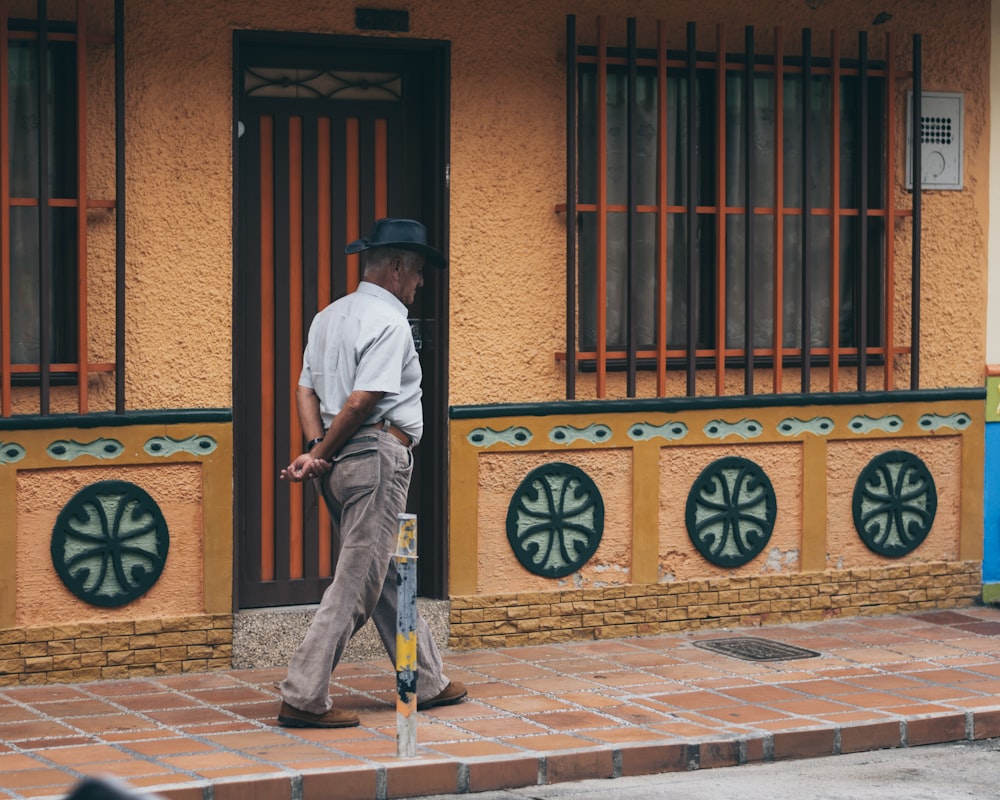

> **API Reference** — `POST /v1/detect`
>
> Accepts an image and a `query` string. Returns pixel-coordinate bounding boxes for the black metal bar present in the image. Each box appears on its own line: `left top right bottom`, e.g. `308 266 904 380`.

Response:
272 114 291 583
744 25 755 395
856 32 869 392
566 14 576 400
800 27 811 393
115 0 125 412
686 21 697 396
910 34 921 389
37 0 50 412
626 17 637 397
301 114 319 582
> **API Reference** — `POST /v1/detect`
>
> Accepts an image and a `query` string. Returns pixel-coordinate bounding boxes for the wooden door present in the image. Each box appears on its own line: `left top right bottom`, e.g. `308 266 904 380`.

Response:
234 33 449 607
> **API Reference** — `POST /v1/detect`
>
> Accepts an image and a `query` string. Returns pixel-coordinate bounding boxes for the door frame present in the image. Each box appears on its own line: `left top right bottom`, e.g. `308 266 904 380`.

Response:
231 29 451 608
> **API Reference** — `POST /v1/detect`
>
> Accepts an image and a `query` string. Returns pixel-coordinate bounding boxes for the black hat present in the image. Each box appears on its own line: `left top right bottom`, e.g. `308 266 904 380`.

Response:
345 218 447 268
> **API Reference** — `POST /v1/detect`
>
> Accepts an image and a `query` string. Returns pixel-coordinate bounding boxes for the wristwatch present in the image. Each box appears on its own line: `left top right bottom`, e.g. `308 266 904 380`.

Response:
306 436 324 451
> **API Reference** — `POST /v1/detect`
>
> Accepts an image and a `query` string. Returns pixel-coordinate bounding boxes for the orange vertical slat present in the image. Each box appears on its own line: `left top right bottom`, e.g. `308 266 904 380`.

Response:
317 118 332 308
0 0 10 416
316 116 332 576
345 117 360 292
596 17 608 398
259 116 275 582
883 33 895 389
714 25 726 396
829 31 841 391
75 0 89 411
375 118 387 219
288 116 304 580
773 28 784 393
656 20 668 397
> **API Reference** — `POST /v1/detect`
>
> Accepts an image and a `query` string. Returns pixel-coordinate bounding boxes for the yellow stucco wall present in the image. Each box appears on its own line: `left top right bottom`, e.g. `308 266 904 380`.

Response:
0 1 991 670
15 464 205 627
6 0 986 415
826 436 963 568
657 443 805 581
450 395 983 597
0 419 233 631
477 449 633 593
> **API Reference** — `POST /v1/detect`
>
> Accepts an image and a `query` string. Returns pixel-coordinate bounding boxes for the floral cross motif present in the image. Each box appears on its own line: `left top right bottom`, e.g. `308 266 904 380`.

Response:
506 463 604 579
853 450 937 557
686 457 776 568
51 481 169 607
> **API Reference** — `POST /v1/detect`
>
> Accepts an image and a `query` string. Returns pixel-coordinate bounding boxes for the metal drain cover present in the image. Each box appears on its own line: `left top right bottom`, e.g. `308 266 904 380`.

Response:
693 636 820 662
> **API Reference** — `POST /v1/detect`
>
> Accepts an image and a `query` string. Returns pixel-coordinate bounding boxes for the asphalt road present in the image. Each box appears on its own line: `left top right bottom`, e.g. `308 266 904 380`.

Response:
414 739 1000 799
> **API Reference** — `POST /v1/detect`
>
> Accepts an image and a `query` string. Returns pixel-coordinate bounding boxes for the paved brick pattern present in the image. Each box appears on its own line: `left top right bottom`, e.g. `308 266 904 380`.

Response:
2 608 1000 800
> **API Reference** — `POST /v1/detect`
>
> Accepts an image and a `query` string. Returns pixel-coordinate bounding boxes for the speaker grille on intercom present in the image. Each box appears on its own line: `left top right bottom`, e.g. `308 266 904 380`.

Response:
921 116 952 146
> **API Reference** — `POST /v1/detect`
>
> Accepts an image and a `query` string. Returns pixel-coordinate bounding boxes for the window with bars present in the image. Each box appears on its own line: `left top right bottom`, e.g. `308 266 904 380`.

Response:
8 23 79 377
565 17 922 399
1 2 126 416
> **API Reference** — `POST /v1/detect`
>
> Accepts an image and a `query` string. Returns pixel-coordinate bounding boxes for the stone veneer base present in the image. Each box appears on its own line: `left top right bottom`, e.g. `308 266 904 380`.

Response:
0 614 233 686
448 562 983 650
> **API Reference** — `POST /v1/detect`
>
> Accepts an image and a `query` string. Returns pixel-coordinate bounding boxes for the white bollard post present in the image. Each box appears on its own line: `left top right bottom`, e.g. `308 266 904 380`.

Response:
394 513 418 757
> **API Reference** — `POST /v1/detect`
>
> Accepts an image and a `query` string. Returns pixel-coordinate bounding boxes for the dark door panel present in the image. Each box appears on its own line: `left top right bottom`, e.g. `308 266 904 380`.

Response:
234 34 449 608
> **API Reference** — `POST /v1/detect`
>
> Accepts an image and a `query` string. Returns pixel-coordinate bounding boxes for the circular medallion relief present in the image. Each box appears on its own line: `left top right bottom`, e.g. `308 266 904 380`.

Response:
506 462 604 578
686 456 776 567
51 480 170 607
852 450 937 557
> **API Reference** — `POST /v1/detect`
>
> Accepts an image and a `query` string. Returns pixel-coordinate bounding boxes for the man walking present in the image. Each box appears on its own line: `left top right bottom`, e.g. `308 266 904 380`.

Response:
277 218 466 728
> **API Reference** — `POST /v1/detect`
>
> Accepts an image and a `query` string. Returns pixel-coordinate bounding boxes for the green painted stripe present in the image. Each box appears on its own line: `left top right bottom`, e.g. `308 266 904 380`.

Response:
0 408 233 431
450 388 986 420
987 376 1000 423
982 584 1000 606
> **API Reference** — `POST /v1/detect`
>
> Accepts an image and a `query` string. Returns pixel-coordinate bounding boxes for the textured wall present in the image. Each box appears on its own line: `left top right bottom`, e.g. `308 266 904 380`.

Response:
15 464 205 626
477 450 633 594
450 395 982 599
826 437 962 569
657 443 804 581
17 0 984 413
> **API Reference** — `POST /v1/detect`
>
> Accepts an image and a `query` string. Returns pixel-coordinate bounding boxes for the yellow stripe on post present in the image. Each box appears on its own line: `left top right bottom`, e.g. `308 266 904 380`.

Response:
395 513 418 757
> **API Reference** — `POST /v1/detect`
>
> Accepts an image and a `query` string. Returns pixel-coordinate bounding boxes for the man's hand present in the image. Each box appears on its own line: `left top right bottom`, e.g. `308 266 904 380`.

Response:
280 453 331 482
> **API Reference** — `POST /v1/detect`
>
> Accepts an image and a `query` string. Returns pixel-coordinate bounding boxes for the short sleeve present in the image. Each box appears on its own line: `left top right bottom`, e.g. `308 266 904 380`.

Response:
299 358 314 389
353 320 410 396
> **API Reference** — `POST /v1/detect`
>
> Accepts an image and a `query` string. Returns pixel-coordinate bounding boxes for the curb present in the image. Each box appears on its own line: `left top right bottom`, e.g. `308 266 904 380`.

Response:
42 710 998 800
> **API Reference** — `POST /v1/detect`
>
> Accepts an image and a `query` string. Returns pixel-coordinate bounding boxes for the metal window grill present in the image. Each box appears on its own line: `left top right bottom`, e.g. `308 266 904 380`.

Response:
0 0 125 417
564 16 922 400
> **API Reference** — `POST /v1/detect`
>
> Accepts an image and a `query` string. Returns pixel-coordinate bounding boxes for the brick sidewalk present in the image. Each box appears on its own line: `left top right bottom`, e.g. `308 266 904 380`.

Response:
2 607 1000 800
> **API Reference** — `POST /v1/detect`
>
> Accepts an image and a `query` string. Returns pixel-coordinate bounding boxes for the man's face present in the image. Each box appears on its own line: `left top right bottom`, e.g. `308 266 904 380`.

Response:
395 256 425 305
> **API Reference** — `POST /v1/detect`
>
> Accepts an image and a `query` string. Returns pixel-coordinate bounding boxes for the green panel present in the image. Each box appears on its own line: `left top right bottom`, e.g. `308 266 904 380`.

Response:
982 583 1000 605
987 376 1000 423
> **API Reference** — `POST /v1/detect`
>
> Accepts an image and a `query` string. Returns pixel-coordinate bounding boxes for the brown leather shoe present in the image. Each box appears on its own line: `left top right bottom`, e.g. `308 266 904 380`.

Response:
277 700 359 728
417 681 468 711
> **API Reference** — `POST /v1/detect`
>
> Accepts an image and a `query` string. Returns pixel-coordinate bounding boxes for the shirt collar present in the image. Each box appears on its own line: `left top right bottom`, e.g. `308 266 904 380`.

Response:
356 281 408 318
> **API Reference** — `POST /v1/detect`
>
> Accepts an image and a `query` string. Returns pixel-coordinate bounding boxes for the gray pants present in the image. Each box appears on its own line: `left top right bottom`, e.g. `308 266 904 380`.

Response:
280 428 449 714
